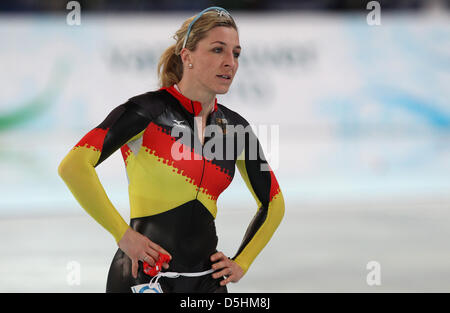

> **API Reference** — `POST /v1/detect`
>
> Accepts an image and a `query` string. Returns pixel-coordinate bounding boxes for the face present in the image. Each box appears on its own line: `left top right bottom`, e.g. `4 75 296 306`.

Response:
183 26 241 95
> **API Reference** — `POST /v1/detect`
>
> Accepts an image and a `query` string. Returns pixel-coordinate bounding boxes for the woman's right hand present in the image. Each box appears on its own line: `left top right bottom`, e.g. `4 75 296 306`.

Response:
118 227 172 278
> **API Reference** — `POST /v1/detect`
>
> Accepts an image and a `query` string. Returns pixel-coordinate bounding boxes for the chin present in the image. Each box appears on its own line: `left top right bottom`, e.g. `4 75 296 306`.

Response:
214 85 231 95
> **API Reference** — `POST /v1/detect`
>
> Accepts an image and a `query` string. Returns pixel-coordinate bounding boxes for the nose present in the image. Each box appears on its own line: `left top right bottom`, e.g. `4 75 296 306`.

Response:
223 50 235 69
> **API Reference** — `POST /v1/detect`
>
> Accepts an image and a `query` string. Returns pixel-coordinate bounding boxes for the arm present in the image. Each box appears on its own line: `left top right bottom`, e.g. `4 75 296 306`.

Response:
231 124 285 274
58 100 151 243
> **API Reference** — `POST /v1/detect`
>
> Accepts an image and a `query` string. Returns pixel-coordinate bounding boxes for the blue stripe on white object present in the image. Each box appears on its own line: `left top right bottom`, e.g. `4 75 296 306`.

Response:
131 282 163 293
182 6 232 49
130 269 215 293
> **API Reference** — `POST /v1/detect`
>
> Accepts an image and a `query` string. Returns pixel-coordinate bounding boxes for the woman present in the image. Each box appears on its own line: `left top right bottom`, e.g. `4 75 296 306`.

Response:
58 7 285 293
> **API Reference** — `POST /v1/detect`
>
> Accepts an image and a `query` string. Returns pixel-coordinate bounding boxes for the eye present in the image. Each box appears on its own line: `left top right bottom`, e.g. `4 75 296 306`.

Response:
213 47 240 58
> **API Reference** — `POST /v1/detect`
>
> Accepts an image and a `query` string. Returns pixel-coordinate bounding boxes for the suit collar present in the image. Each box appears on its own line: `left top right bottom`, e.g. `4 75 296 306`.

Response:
160 84 218 116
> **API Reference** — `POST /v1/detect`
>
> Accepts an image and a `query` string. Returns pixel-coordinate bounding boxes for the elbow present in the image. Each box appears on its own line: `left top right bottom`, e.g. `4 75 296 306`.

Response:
264 191 285 229
58 157 67 178
273 191 285 224
58 146 100 185
57 152 89 182
279 199 285 223
58 157 72 182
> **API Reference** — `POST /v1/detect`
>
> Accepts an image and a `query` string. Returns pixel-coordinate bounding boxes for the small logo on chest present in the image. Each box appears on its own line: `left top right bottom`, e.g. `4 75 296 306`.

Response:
173 120 186 128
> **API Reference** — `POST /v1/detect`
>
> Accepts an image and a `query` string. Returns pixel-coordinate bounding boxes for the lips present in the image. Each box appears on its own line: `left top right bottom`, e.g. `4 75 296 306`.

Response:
216 74 231 80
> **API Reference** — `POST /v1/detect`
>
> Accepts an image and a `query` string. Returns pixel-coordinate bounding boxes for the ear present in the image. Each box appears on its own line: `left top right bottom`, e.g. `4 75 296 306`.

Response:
180 48 193 67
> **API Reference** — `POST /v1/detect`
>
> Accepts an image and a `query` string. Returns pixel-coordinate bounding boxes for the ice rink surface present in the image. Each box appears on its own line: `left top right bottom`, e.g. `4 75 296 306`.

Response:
1 196 449 293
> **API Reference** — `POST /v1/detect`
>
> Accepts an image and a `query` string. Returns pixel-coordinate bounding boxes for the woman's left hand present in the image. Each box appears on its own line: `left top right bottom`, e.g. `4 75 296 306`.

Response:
210 251 245 286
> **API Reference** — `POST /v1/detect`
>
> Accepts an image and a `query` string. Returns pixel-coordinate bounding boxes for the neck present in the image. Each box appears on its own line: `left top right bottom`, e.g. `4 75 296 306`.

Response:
176 80 215 115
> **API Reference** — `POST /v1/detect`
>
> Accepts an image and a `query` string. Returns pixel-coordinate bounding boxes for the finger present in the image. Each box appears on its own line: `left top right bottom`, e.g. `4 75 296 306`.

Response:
210 251 225 262
142 252 157 266
131 259 138 279
149 242 172 260
211 260 228 270
220 275 233 286
163 262 170 270
144 248 159 263
212 267 232 279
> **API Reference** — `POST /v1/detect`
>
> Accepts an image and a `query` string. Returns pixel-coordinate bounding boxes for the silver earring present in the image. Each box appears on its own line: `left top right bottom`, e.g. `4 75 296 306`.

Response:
188 63 193 68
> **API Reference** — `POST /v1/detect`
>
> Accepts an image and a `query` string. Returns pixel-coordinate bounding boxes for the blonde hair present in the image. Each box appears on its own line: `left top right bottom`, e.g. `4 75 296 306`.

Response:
157 10 238 88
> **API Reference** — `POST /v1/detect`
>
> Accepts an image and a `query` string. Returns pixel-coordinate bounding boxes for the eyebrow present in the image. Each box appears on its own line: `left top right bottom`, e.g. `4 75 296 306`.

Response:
210 41 241 50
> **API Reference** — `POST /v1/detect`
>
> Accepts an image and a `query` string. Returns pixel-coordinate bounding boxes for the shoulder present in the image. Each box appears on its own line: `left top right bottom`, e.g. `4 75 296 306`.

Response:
217 103 250 127
126 89 170 120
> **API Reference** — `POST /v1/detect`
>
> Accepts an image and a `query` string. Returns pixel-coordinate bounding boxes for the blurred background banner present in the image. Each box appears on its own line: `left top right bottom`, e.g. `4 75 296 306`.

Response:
0 0 449 292
1 6 448 213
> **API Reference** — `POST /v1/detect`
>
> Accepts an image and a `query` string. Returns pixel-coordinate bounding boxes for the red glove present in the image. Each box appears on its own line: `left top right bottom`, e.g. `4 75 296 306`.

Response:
143 253 171 276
